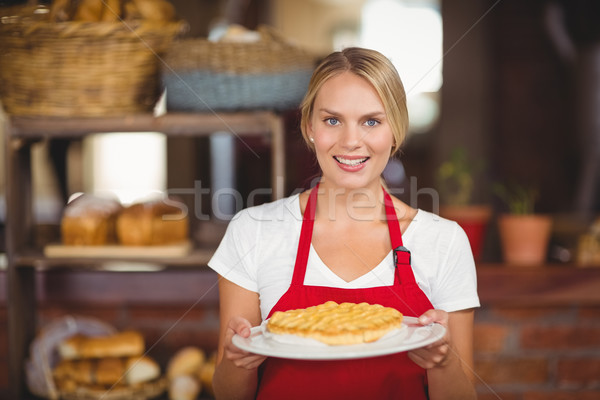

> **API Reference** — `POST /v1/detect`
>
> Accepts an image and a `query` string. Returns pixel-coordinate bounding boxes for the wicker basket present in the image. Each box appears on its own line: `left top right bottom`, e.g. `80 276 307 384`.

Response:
58 378 168 400
162 25 316 112
0 10 184 117
25 315 167 400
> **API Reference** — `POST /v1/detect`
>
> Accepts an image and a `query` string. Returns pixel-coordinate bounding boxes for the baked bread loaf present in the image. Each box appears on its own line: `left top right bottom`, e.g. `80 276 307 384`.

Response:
166 346 206 380
129 0 176 23
59 330 145 360
198 352 216 397
125 355 162 385
53 355 160 387
61 194 123 246
72 0 104 22
267 301 403 345
116 199 188 246
169 375 200 400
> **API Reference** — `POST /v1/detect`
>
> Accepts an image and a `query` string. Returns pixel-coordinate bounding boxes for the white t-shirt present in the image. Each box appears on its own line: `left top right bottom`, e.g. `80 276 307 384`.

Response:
208 194 480 320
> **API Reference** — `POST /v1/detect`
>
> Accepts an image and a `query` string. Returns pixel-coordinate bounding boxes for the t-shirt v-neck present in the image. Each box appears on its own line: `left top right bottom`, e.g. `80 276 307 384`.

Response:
304 208 417 288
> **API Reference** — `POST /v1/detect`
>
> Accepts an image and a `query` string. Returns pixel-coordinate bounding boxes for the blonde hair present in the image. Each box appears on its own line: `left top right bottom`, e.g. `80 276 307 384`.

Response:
300 47 409 156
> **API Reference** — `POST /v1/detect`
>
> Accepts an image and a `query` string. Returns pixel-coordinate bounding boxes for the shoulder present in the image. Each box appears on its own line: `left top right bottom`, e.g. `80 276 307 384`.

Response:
408 209 468 249
228 194 302 230
413 209 460 231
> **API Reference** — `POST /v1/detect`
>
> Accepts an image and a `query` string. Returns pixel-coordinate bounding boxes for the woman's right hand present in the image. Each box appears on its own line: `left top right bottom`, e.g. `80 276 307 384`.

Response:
223 316 267 369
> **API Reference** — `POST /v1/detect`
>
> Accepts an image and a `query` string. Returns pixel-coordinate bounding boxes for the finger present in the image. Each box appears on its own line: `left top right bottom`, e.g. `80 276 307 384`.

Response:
418 309 447 326
407 350 430 369
228 316 253 337
408 344 450 368
231 354 267 369
245 355 268 369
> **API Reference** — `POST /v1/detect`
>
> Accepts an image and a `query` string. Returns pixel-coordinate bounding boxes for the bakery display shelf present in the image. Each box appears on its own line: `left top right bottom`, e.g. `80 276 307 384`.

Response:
12 247 215 271
7 111 280 140
4 110 286 399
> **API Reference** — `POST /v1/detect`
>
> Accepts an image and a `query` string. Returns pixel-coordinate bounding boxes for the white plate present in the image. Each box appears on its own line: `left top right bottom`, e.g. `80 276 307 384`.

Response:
232 316 446 360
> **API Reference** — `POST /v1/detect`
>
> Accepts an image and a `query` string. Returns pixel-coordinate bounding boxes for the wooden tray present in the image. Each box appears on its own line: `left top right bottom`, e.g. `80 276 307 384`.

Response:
44 241 192 258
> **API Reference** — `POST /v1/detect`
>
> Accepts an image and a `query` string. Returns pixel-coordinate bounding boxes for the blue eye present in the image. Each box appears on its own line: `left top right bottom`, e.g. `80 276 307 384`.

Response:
325 117 339 126
365 119 379 127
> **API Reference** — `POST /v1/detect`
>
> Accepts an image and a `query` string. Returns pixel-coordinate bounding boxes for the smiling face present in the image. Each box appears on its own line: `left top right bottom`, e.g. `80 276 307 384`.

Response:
308 71 395 192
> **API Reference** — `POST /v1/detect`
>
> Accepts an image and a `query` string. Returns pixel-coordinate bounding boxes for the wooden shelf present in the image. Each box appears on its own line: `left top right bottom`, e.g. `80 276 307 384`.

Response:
7 111 281 139
13 247 216 271
477 264 600 306
3 110 286 398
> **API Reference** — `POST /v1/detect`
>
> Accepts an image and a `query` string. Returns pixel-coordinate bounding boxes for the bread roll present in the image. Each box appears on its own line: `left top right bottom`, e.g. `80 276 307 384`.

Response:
125 355 161 385
169 375 200 400
116 199 188 246
131 0 176 22
53 355 159 386
53 358 93 384
100 0 122 22
49 0 75 22
59 330 145 360
72 0 104 22
198 352 216 398
167 346 205 380
95 357 126 385
61 194 122 246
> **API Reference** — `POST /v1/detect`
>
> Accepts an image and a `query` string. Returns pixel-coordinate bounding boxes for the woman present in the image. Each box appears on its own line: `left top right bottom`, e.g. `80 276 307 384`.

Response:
208 47 479 399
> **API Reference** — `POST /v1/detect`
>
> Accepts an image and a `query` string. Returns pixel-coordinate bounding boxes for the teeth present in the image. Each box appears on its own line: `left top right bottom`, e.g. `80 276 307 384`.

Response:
335 156 368 166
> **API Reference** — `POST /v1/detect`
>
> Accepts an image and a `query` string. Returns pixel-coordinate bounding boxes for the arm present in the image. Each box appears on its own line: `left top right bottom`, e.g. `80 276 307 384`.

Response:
212 277 266 400
408 309 477 400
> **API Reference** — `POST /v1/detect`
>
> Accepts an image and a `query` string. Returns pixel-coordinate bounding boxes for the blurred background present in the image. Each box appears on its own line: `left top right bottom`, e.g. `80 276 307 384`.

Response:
1 0 600 399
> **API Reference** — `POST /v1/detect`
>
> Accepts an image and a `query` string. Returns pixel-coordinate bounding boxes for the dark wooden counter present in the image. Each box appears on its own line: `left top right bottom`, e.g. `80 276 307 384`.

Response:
476 264 600 306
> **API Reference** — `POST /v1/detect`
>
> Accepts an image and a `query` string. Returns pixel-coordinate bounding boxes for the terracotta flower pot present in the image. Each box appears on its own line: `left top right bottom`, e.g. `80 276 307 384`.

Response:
440 205 492 263
498 214 553 266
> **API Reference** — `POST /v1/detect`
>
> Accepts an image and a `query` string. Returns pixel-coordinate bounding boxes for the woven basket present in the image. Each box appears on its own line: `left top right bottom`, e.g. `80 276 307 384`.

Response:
25 315 167 400
58 378 168 400
0 9 184 117
162 25 316 112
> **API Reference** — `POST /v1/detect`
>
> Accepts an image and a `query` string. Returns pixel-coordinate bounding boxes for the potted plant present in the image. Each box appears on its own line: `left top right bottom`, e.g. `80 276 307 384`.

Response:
436 147 492 262
494 183 553 266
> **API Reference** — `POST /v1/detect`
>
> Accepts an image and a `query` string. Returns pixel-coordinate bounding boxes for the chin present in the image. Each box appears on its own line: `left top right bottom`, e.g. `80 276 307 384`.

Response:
327 176 381 192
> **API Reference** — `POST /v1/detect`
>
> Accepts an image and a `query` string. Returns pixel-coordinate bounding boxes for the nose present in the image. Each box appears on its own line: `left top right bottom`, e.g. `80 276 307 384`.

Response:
340 124 363 150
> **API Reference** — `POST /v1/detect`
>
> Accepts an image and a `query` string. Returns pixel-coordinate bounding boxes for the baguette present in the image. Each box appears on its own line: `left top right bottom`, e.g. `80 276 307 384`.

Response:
59 330 145 360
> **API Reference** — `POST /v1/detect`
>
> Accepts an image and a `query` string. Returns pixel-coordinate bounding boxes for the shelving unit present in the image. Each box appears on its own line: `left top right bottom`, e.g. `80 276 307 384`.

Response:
3 110 285 398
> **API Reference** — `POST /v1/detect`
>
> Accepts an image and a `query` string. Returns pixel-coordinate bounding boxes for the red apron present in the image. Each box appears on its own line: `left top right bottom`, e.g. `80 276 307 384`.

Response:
256 186 434 400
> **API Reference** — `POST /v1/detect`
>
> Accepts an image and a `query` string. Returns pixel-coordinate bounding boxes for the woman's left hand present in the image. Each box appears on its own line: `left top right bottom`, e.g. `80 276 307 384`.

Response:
407 309 451 369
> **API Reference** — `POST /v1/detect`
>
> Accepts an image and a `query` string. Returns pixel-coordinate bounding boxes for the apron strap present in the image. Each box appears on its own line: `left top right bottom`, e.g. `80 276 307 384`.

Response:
292 185 415 286
383 189 403 249
290 183 319 286
383 189 416 286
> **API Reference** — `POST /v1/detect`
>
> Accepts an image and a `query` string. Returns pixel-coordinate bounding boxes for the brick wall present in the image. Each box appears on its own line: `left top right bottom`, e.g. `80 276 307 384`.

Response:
475 267 600 399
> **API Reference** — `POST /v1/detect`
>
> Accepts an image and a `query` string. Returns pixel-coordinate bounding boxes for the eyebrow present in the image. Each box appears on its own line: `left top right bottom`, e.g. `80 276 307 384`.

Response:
317 108 386 119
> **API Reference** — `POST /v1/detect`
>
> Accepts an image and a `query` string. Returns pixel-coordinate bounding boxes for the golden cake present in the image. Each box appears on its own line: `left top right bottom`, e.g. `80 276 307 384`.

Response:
266 301 403 345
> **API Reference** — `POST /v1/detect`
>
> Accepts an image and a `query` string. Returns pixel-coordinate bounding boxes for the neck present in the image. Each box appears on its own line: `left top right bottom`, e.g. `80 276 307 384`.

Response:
315 180 386 223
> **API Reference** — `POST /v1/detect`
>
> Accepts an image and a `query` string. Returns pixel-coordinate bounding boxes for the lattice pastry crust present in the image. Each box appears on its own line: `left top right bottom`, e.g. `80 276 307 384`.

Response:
266 301 403 345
